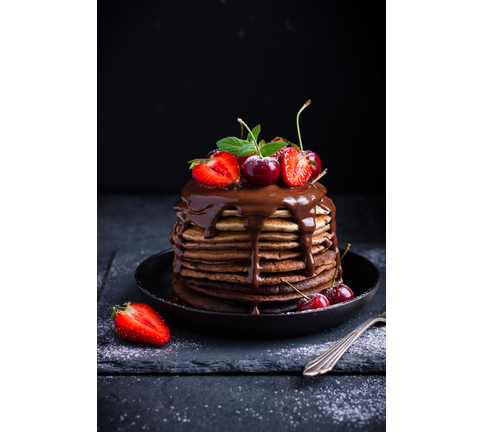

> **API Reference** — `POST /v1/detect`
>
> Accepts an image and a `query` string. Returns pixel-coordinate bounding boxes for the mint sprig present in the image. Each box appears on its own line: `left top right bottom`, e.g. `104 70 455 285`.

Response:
216 121 286 158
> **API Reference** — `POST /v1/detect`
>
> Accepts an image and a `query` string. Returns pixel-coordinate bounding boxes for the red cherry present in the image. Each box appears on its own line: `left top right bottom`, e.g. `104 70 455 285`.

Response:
323 283 354 305
301 150 322 180
242 156 280 186
296 293 330 311
237 153 256 169
206 149 222 157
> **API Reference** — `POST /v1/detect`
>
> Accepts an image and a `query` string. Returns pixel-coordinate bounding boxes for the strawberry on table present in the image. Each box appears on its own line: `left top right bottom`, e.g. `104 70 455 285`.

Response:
189 151 241 188
109 302 170 345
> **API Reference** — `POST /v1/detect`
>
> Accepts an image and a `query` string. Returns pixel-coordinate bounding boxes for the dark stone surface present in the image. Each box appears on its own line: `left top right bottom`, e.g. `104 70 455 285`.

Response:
97 193 386 431
98 374 386 432
98 242 385 374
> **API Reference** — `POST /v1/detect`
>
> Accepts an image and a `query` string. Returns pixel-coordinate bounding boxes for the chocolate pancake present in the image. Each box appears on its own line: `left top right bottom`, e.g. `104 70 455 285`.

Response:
180 260 336 285
170 179 341 314
181 222 330 243
179 243 329 263
181 231 332 251
182 266 337 295
181 249 337 273
182 276 335 302
215 214 330 232
172 278 303 314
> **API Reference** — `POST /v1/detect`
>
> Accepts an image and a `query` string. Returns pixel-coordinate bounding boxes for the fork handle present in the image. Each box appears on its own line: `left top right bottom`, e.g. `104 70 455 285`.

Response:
303 314 386 376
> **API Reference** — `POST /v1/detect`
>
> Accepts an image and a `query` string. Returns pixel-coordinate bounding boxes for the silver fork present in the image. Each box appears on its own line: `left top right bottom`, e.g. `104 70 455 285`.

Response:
303 311 386 376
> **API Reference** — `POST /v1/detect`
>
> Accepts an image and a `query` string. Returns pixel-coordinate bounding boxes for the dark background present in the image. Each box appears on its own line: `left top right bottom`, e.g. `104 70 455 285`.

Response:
98 0 385 195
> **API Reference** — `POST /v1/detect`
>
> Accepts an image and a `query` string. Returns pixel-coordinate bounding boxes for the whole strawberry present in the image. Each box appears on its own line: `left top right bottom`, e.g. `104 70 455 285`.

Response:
109 302 170 345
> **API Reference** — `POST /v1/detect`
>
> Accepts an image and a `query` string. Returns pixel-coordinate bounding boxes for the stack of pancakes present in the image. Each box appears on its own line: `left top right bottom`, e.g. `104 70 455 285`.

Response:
172 205 338 314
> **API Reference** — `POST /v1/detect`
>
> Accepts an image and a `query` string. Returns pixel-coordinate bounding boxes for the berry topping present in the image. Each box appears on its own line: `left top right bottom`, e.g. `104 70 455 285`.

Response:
279 147 312 186
108 302 170 345
189 151 241 188
236 118 284 187
323 283 355 305
242 155 280 187
301 150 322 180
237 153 256 169
282 279 330 312
206 149 222 157
297 293 330 312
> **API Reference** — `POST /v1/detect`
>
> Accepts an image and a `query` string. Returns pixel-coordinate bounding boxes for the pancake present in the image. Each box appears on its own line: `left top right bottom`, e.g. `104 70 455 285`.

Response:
179 242 330 263
181 249 337 273
181 222 330 243
215 214 329 232
182 231 332 250
172 278 307 314
180 260 336 285
182 265 337 295
169 179 341 314
179 275 335 303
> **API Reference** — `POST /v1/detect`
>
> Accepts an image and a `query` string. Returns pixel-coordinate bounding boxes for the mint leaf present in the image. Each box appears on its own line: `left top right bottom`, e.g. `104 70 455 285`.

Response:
260 141 287 157
258 139 267 147
237 143 257 157
247 124 261 143
216 137 248 155
272 136 300 150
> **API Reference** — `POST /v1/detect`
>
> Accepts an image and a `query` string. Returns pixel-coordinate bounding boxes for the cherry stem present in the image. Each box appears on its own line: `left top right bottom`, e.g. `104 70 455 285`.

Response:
296 99 311 151
237 118 262 158
282 278 310 300
331 243 351 287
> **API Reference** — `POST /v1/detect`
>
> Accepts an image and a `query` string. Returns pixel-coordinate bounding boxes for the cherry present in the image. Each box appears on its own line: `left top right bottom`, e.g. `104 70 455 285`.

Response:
296 293 330 311
242 156 280 186
323 283 354 305
282 278 330 312
237 118 281 186
237 153 256 169
301 150 322 180
206 149 222 157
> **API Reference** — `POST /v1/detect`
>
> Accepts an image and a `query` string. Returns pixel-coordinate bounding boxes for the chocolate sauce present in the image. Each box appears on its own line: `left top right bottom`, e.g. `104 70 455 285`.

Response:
170 179 340 291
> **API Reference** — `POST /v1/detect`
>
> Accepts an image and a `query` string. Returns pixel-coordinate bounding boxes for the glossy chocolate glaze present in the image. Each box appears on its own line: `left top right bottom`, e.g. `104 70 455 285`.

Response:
170 179 340 293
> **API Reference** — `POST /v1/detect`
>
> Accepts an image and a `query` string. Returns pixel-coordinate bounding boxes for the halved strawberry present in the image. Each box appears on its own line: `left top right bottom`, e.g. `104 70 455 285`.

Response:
109 302 170 345
279 147 312 187
190 151 241 188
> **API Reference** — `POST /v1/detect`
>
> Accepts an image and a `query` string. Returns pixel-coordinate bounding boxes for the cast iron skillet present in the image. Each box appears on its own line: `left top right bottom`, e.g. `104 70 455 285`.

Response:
135 248 380 339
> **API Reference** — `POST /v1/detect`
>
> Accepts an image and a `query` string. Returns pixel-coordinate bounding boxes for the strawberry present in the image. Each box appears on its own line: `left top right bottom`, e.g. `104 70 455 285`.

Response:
189 151 241 188
109 302 170 345
279 147 312 187
270 138 288 160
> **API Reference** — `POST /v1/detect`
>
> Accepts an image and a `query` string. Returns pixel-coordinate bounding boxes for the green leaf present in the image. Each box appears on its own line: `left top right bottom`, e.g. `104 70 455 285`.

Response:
188 158 208 169
260 141 288 157
216 137 249 155
237 143 257 157
272 136 300 150
258 139 267 147
247 124 261 143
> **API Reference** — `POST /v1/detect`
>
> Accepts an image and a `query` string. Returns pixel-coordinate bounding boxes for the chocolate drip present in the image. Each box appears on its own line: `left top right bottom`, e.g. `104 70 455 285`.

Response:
170 179 340 290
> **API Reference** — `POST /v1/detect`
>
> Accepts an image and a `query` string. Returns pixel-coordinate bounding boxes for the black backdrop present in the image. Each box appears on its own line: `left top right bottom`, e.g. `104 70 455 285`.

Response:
98 0 385 194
